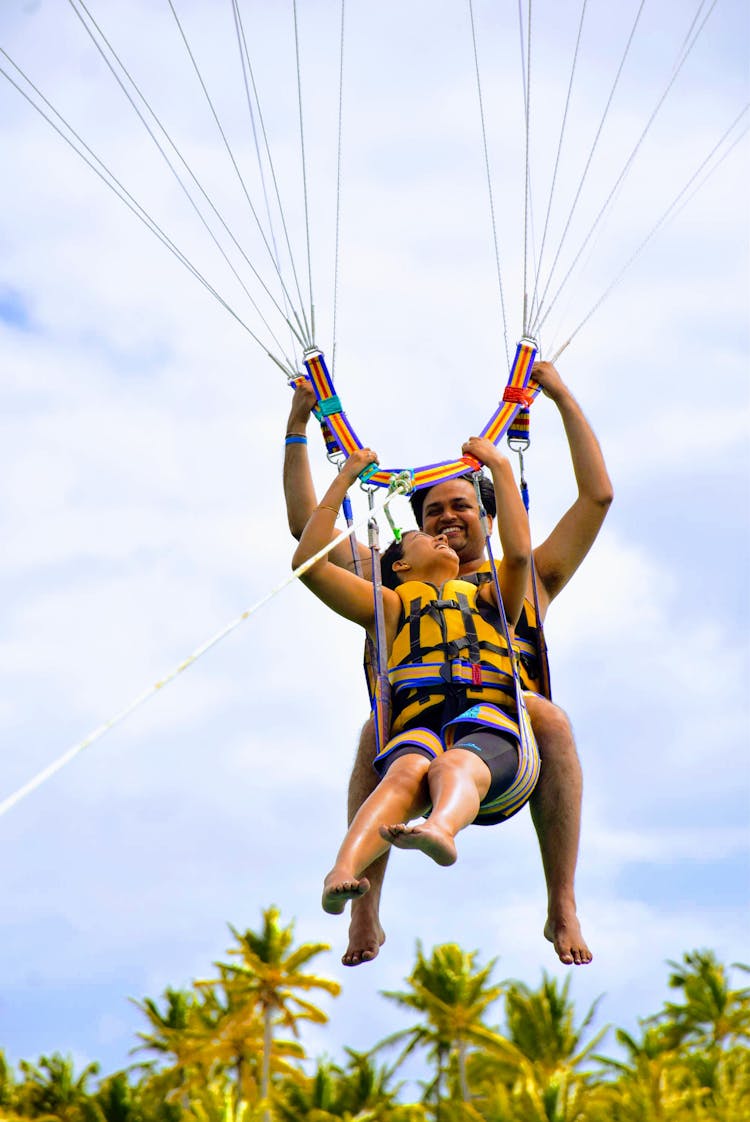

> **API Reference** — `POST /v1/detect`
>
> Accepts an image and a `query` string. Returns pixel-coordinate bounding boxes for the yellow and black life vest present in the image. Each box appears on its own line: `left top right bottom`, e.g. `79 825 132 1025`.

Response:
463 561 550 696
388 579 517 734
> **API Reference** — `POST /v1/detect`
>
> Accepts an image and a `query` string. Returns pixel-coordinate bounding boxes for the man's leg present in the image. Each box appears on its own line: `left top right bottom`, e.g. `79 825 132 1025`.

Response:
344 718 388 966
524 694 592 966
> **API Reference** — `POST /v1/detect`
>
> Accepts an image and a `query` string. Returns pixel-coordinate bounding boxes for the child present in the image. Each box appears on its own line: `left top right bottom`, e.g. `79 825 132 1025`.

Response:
292 437 538 915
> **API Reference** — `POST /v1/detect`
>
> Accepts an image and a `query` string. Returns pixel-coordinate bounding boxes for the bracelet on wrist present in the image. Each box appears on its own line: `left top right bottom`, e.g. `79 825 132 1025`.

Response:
285 433 307 445
315 503 339 515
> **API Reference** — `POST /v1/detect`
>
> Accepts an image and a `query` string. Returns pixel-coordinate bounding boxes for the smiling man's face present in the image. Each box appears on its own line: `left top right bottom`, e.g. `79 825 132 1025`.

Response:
419 479 491 569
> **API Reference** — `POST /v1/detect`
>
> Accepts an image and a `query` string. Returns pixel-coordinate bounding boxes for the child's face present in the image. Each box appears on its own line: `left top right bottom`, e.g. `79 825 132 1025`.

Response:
396 531 460 582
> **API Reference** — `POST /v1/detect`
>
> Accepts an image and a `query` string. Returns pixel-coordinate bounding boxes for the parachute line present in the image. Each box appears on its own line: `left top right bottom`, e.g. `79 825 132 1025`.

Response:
0 51 295 373
530 0 647 332
521 0 533 336
165 0 311 350
468 0 510 371
533 0 721 338
66 0 309 357
528 0 588 328
293 0 316 347
331 0 346 376
230 0 302 371
0 488 403 821
549 103 750 361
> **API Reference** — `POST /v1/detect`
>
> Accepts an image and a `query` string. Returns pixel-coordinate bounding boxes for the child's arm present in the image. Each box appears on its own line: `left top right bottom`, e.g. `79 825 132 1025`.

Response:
292 448 399 632
462 436 530 627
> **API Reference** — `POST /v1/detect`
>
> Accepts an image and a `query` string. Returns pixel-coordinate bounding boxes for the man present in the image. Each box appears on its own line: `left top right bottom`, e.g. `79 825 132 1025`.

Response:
283 360 612 967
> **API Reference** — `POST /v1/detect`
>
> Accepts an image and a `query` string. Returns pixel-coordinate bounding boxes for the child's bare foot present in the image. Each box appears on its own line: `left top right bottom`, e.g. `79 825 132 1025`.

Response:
379 822 457 867
342 898 386 966
544 911 593 965
322 871 370 915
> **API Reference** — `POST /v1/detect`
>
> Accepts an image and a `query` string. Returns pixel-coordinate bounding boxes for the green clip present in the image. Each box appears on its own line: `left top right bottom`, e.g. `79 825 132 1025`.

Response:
318 395 342 416
384 504 402 542
358 462 379 483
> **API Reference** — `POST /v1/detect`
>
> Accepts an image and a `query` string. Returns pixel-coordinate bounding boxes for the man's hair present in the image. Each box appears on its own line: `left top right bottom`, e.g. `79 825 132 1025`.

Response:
380 534 409 590
409 472 496 528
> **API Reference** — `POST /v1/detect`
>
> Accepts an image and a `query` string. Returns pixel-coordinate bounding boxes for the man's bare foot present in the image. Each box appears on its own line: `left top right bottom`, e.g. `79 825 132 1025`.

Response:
379 822 457 867
342 899 386 967
322 872 370 915
544 912 593 966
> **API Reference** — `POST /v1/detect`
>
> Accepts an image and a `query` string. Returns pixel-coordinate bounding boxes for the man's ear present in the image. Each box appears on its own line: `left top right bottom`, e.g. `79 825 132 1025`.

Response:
392 558 410 572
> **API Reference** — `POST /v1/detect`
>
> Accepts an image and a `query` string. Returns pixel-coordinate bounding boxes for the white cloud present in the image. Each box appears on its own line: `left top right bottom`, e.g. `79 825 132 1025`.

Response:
0 0 747 1082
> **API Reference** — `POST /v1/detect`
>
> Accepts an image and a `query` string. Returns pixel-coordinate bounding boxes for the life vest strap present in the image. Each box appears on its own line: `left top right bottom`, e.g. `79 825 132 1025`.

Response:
389 660 515 694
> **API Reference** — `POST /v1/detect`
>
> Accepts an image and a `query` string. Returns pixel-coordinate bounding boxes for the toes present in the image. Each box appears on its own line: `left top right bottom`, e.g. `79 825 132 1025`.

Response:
342 945 378 968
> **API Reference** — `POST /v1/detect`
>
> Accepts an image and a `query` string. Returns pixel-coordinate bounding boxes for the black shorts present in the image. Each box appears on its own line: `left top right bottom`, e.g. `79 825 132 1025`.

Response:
381 716 519 817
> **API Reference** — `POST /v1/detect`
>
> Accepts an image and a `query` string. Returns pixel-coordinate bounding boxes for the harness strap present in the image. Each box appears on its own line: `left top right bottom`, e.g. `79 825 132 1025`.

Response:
529 559 552 700
456 590 482 681
469 472 539 781
408 598 422 662
390 662 515 694
367 494 391 755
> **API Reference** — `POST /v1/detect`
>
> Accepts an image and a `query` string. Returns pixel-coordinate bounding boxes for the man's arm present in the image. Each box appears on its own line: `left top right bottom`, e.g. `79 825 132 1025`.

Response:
530 361 614 615
283 381 372 575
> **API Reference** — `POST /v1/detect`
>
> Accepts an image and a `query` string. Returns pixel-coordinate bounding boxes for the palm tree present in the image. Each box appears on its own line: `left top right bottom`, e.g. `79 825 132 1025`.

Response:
654 950 750 1049
0 1050 16 1109
15 1052 99 1121
378 942 506 1117
180 1077 252 1122
589 952 750 1122
589 1023 721 1122
503 973 607 1074
90 1068 187 1122
207 906 340 1120
462 972 608 1122
132 985 223 1104
192 968 307 1105
275 1050 429 1121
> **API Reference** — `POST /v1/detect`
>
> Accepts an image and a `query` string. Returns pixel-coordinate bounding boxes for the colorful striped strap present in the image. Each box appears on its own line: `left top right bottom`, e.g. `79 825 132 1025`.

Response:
301 338 539 492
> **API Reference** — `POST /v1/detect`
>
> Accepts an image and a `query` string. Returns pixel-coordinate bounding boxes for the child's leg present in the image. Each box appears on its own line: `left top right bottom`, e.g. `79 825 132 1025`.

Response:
380 749 491 867
322 752 430 914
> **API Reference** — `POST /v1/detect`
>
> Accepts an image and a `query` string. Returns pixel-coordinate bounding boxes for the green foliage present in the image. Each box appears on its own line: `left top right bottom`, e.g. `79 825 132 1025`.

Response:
655 950 750 1049
379 941 506 1108
2 929 748 1122
274 1049 426 1120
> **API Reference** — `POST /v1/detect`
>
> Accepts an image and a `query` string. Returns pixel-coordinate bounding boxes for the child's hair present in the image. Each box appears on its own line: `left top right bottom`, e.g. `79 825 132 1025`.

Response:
380 533 411 590
409 472 497 528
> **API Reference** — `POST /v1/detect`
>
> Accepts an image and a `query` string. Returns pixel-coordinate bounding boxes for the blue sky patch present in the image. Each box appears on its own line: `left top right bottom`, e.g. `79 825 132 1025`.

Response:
0 289 32 331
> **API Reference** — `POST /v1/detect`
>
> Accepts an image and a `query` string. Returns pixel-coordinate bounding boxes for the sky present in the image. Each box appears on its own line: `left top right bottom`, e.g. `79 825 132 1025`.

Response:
1 0 749 1094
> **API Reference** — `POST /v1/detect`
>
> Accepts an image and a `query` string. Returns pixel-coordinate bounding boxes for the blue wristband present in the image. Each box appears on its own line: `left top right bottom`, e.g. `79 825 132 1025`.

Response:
285 434 307 445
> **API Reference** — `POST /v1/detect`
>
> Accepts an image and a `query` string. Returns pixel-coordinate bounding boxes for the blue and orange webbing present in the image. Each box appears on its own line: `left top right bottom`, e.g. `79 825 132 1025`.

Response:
301 338 541 491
